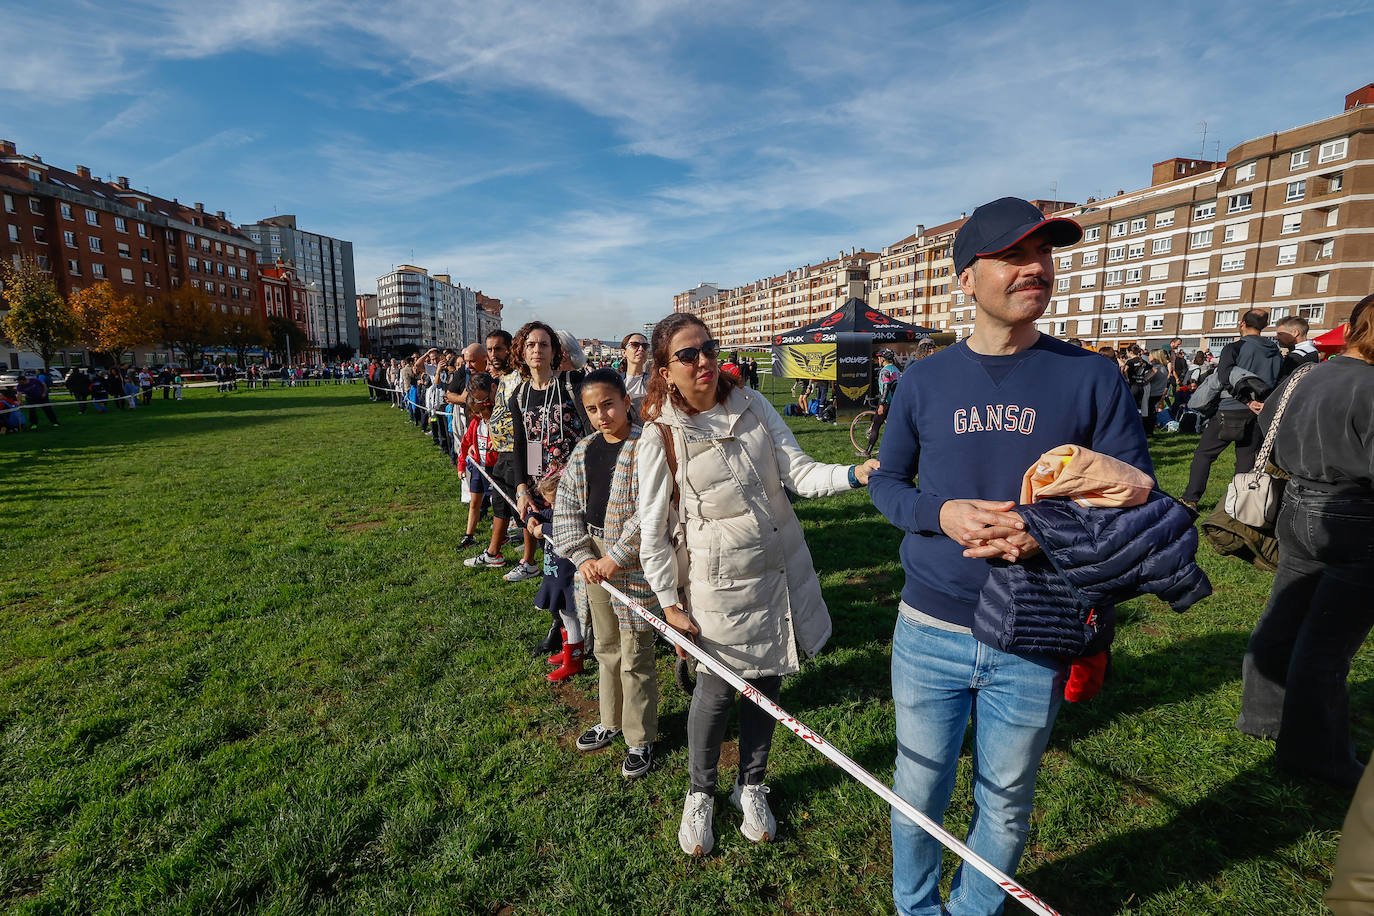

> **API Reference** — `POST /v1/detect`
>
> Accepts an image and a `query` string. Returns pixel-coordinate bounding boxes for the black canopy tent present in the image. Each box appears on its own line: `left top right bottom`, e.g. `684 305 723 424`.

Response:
770 298 949 407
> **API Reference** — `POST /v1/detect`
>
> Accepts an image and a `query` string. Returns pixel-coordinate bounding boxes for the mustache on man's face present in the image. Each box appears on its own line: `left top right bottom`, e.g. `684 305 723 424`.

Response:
1008 277 1050 293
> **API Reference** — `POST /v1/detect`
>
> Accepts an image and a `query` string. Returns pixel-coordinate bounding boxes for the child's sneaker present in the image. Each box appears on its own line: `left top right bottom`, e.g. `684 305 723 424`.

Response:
463 551 506 569
502 562 540 583
622 744 653 778
455 534 477 550
678 791 715 856
729 783 776 843
575 724 620 752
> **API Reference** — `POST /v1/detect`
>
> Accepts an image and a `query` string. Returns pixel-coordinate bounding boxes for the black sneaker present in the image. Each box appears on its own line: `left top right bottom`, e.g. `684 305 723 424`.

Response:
576 724 621 752
456 534 477 550
622 744 653 778
506 528 523 544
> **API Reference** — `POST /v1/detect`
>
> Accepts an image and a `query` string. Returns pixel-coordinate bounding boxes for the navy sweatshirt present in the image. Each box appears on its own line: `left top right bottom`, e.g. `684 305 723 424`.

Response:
869 335 1154 630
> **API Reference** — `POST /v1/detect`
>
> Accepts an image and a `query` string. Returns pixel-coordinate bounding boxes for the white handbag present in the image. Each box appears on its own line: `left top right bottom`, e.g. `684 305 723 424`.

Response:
1224 364 1314 528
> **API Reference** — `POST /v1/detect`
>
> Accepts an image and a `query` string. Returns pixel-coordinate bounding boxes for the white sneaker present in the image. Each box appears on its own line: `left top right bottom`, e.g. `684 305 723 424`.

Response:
502 562 540 583
678 790 715 856
730 783 776 842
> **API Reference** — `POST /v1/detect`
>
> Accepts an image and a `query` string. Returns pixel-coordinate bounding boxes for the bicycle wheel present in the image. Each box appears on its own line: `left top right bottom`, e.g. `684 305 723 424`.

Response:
849 410 877 454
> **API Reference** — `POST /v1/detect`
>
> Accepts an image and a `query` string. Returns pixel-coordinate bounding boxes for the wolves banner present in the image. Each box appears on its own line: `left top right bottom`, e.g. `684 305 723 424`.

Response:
834 332 871 407
773 343 837 380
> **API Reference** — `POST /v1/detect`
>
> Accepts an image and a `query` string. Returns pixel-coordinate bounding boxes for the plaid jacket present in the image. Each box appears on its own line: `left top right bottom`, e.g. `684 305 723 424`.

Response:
552 426 660 631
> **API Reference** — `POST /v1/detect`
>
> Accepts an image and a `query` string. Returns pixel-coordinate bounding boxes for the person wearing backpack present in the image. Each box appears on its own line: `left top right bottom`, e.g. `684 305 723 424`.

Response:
1180 309 1282 509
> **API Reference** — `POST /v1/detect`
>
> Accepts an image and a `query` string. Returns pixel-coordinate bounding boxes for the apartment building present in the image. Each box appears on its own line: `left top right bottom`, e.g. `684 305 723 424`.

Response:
240 215 358 352
678 85 1373 351
676 251 878 349
373 264 478 354
0 139 261 368
474 291 504 341
356 293 377 356
1037 86 1372 349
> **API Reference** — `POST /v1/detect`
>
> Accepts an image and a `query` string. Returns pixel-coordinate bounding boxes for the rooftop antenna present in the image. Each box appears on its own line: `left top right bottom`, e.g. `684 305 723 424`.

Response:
1197 121 1208 160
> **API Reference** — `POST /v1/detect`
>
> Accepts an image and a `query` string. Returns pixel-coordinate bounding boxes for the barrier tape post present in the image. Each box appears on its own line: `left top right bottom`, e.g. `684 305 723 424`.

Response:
468 460 1061 916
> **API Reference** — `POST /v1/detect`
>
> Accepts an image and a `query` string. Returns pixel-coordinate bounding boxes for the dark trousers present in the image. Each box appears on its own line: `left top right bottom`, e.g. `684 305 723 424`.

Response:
688 670 782 793
74 392 89 413
866 405 888 452
1237 487 1374 787
141 387 152 405
1182 410 1258 503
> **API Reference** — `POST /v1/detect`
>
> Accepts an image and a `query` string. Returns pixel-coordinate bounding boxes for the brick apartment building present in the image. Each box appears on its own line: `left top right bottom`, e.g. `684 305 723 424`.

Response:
678 85 1374 352
674 249 879 349
356 292 377 356
474 291 504 341
0 139 260 368
259 260 309 334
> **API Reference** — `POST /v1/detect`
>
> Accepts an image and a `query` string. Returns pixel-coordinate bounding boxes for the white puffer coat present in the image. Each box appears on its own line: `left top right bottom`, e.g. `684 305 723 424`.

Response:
638 386 853 678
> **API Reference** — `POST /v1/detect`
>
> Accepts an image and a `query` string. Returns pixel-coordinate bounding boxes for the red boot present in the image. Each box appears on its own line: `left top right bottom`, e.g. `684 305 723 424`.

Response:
547 628 569 666
547 642 584 682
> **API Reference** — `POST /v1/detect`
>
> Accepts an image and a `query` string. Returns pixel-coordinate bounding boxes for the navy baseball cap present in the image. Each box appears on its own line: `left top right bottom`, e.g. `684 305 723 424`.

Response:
953 197 1082 273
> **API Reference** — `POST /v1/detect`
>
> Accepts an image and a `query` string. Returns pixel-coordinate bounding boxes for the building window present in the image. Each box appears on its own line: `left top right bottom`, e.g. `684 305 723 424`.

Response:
1056 277 1070 291
1270 306 1289 320
1317 138 1348 164
1149 264 1169 281
68 259 80 275
1223 222 1250 243
120 267 134 283
1281 213 1302 234
1184 286 1207 303
1077 296 1094 312
1130 217 1147 233
1327 206 1340 227
1125 268 1142 283
1318 239 1334 259
1146 315 1165 330
137 223 148 238
1107 245 1126 262
144 271 154 287
1215 309 1240 326
1082 251 1099 266
1187 258 1209 276
1227 192 1252 213
1080 275 1096 289
141 248 152 262
1194 202 1216 221
85 209 98 225
28 198 43 215
1128 243 1145 259
1316 272 1330 294
6 224 17 242
88 237 102 253
1147 291 1167 307
1273 276 1293 297
1220 253 1245 272
1102 317 1119 332
1276 244 1298 266
1105 270 1123 286
114 216 126 232
1155 211 1175 229
1328 173 1344 193
1290 148 1310 170
117 242 131 259
1084 226 1101 242
1285 180 1306 202
1190 229 1213 249
63 230 76 247
1234 162 1256 182
1058 255 1072 270
2 194 12 213
1298 304 1325 323
1111 221 1127 237
91 263 105 278
1121 316 1138 332
1217 281 1242 300
1151 237 1172 254
60 203 72 219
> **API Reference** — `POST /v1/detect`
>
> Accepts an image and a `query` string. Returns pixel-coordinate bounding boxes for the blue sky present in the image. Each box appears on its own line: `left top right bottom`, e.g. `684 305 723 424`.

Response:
1 0 1371 338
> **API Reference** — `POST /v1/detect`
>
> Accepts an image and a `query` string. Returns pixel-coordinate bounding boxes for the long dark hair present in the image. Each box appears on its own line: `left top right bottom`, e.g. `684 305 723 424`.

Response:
1346 293 1374 362
511 320 563 380
641 313 739 420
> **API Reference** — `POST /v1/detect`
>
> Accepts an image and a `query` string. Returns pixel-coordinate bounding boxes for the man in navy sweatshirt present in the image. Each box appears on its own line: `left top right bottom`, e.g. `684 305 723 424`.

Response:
869 197 1152 916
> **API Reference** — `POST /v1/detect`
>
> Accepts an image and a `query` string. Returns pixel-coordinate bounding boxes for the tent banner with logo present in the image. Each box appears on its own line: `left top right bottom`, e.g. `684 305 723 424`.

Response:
770 298 946 408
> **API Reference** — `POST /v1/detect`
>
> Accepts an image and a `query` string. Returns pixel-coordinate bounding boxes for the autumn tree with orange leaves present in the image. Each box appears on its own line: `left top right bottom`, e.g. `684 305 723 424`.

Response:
69 282 158 364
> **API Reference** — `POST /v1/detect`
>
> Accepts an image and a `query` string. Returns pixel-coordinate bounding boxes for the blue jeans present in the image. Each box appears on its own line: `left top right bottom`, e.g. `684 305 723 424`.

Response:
891 615 1065 916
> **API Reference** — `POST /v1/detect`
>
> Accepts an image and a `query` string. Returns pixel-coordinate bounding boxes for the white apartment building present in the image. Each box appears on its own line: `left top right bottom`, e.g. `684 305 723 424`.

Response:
374 264 479 354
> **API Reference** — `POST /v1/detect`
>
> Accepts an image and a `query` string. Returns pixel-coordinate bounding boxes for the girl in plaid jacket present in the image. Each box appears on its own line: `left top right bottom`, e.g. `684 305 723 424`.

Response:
553 369 662 779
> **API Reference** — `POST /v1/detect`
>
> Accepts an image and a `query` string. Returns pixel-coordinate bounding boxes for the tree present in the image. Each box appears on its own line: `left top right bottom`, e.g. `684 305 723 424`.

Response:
266 315 308 364
70 282 157 364
221 311 269 367
325 342 356 362
154 286 223 368
0 257 82 373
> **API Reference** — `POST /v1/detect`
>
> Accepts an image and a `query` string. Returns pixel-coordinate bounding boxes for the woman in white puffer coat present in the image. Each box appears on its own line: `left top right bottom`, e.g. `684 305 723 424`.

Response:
638 312 877 857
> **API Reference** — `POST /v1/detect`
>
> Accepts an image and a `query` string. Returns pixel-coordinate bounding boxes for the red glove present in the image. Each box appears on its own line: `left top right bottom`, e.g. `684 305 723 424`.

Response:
1064 650 1109 703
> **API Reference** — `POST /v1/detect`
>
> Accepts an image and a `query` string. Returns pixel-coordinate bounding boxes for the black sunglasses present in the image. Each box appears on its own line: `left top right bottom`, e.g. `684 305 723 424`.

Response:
672 339 721 365
626 341 648 350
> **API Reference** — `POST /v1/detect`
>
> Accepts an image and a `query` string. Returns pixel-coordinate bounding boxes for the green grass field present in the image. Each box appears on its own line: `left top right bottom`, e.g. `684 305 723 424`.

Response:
1 382 1367 915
